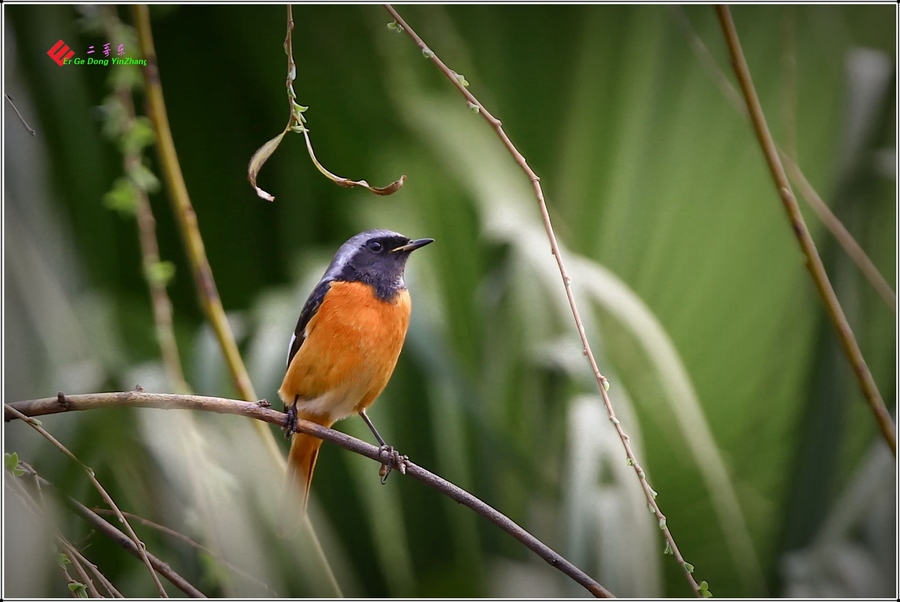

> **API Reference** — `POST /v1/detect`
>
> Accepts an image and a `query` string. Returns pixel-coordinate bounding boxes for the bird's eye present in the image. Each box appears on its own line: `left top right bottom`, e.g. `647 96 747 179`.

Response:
367 240 383 253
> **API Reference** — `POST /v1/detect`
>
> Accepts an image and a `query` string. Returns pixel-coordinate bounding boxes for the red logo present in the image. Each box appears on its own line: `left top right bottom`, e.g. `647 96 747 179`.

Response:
47 40 75 66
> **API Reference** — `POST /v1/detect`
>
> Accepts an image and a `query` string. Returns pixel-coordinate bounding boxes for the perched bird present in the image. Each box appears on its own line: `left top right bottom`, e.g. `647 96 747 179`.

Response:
279 229 433 514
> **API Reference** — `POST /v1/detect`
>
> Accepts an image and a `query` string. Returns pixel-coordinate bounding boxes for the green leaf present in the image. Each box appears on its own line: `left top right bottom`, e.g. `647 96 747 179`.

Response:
683 562 695 574
68 583 88 598
121 117 156 155
126 163 161 194
103 177 140 215
146 260 176 287
4 453 25 477
56 553 72 569
422 46 434 59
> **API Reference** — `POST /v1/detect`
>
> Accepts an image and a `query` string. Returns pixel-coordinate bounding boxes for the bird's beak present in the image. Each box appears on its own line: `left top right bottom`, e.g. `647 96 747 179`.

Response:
391 238 434 253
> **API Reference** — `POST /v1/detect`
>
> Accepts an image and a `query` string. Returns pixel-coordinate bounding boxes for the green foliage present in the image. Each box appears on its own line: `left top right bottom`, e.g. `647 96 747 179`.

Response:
4 4 895 599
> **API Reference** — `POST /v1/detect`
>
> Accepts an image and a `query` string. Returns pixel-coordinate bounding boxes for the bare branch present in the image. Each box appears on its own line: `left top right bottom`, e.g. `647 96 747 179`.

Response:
716 5 895 456
383 3 702 596
7 391 614 598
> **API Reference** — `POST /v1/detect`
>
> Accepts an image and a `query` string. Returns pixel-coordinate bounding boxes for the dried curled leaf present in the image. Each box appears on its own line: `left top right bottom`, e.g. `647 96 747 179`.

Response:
302 129 406 196
247 130 287 201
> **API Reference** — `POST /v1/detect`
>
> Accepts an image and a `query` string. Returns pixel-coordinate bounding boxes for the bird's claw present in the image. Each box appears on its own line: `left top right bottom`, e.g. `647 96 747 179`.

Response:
282 405 298 439
377 445 409 484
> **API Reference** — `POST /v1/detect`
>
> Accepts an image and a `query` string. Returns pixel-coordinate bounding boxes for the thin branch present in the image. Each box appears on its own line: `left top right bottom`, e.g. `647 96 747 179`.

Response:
672 6 895 313
382 4 703 596
17 463 205 598
247 5 405 201
5 92 36 135
7 463 124 598
92 509 279 597
6 404 169 597
7 391 614 598
101 6 190 394
716 5 895 456
131 5 283 461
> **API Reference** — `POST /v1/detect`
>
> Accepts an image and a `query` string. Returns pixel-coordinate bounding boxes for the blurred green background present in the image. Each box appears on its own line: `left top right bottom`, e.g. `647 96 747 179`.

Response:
4 4 896 598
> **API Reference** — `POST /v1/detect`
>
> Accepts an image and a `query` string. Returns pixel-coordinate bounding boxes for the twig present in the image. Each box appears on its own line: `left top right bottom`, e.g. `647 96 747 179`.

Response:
672 6 895 312
92 509 279 597
6 463 123 598
131 5 282 460
7 392 614 598
5 92 36 135
247 5 405 201
101 6 190 394
382 4 703 596
17 463 205 598
716 5 896 456
6 404 169 596
6 473 105 598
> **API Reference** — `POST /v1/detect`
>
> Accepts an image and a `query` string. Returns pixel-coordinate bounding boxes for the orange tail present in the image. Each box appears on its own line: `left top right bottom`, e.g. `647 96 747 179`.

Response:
287 431 324 514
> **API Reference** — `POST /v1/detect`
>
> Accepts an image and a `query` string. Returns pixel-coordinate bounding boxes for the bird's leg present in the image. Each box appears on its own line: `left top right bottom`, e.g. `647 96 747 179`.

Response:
359 409 408 483
282 400 298 439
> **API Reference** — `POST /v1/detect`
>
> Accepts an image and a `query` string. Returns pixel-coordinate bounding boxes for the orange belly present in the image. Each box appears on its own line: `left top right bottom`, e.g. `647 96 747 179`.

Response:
278 280 411 424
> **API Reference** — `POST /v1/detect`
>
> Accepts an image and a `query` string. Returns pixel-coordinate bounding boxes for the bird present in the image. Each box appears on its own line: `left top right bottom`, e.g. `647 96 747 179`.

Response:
279 229 433 516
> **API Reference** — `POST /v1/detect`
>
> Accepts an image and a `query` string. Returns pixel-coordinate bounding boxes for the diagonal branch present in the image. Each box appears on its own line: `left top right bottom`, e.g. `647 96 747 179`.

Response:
716 5 895 456
382 4 705 596
6 391 614 598
6 404 169 597
15 462 205 598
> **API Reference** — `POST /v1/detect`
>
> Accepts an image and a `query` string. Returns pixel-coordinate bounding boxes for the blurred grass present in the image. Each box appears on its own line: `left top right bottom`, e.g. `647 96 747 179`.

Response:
5 3 895 598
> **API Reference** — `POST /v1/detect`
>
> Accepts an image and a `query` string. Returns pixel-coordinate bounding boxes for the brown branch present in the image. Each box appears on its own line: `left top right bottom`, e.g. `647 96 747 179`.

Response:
131 5 282 459
7 391 614 598
6 465 123 598
716 5 895 456
17 463 205 598
101 6 190 394
6 404 169 597
382 4 703 596
672 6 895 313
92 509 279 597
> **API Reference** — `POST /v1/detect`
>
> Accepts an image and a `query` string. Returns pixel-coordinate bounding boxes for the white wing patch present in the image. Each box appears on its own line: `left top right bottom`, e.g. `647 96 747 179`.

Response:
286 333 296 368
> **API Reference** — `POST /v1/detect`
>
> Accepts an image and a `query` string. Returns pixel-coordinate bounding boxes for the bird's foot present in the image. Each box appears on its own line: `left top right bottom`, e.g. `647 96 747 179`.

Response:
377 445 409 484
282 405 298 438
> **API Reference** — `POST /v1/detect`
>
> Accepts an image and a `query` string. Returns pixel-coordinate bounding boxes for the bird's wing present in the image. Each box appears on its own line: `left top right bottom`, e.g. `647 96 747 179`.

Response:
286 279 332 369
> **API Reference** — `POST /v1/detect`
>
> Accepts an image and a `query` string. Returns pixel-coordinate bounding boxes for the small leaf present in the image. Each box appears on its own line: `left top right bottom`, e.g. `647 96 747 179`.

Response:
4 453 25 477
422 46 434 59
386 21 403 33
452 71 469 87
68 583 88 598
248 130 287 201
121 116 156 155
699 581 713 597
626 457 633 466
104 177 139 215
663 540 673 555
601 376 610 391
126 163 161 194
56 553 72 569
467 101 480 114
145 260 176 287
658 517 667 529
683 562 695 574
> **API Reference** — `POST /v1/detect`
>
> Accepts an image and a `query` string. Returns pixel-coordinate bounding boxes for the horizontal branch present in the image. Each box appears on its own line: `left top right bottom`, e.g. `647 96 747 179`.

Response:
6 391 614 598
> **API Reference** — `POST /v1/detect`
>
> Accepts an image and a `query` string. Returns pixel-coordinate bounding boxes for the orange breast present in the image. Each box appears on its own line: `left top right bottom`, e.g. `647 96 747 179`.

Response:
278 281 412 423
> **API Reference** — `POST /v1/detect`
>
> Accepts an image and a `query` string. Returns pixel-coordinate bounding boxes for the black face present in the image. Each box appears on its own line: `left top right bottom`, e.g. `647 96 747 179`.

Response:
324 230 433 301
